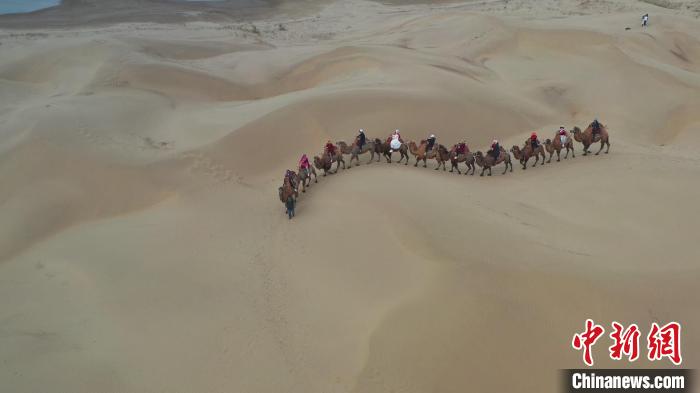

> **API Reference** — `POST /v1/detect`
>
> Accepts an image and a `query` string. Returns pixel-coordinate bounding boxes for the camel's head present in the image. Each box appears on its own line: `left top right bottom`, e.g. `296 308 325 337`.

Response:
571 126 581 134
374 138 382 144
510 145 519 153
545 139 552 145
475 151 484 158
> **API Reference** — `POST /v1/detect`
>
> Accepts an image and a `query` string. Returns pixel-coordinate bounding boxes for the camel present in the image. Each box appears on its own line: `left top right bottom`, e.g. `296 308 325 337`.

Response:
433 144 451 171
408 140 438 168
510 142 546 170
375 138 409 165
337 140 380 166
571 125 610 156
313 151 345 176
544 132 575 163
278 172 299 208
474 148 513 176
297 166 318 193
449 145 476 175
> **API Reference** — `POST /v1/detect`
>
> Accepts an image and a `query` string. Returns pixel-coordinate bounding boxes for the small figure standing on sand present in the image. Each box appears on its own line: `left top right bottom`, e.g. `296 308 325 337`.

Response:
642 14 649 28
285 195 295 220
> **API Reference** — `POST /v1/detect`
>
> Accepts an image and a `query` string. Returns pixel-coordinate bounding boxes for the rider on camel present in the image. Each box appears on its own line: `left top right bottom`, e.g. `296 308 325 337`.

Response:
490 139 501 161
530 132 540 149
285 169 296 188
559 126 567 137
325 140 337 158
454 140 467 157
298 154 310 173
590 118 602 140
426 133 437 152
356 129 366 151
387 129 403 144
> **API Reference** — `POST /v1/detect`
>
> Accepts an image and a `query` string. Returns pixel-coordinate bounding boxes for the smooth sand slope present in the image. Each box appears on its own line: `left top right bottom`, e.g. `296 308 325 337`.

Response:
1 1 699 392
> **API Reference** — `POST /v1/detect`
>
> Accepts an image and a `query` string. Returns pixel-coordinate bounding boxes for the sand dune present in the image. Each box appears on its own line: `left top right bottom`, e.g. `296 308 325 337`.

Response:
1 1 699 392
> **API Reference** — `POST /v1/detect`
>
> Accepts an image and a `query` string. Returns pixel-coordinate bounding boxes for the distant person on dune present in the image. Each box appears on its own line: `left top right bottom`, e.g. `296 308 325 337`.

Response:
642 14 649 27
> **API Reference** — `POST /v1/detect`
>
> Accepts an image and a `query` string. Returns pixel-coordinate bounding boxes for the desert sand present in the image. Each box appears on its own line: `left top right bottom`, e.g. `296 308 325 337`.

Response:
1 0 699 392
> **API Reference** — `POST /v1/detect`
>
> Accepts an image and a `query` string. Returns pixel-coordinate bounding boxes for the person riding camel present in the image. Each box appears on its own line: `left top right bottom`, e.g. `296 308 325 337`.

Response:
284 169 296 188
387 129 403 144
325 140 337 159
590 118 602 140
558 126 568 144
530 132 540 149
426 133 437 152
490 139 501 161
298 154 310 173
356 129 366 151
454 140 467 157
388 129 403 151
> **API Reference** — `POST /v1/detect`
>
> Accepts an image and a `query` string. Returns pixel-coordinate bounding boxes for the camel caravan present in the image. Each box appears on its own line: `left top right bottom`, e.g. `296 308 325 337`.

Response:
279 121 611 219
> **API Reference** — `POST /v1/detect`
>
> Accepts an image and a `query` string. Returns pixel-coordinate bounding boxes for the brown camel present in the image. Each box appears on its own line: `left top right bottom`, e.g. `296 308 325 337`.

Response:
313 151 344 176
375 138 409 165
544 132 575 163
510 142 546 170
408 140 438 168
431 144 451 171
571 125 611 155
278 172 299 206
337 140 380 166
449 145 476 175
474 148 513 176
297 166 317 193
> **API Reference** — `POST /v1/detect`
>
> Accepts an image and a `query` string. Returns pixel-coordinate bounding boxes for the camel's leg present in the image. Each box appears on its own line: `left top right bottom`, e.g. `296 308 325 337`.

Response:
404 153 409 165
488 167 492 176
564 147 569 159
480 167 485 177
522 158 527 170
605 140 610 154
595 141 605 155
423 158 427 168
